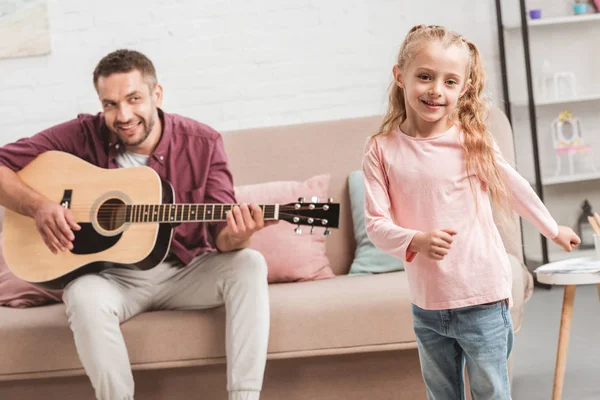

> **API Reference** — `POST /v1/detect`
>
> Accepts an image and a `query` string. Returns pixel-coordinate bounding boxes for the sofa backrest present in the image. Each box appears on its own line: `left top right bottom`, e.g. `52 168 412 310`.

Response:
222 106 524 275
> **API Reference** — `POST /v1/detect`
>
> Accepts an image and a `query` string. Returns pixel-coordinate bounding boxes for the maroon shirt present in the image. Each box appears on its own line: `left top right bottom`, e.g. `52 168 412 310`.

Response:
0 109 235 265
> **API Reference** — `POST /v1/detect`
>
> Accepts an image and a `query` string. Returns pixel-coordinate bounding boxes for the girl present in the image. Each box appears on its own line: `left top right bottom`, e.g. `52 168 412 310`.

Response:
363 25 580 400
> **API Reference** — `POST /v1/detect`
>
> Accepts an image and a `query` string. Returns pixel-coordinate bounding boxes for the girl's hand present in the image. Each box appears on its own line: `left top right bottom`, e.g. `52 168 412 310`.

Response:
409 229 457 261
552 225 581 252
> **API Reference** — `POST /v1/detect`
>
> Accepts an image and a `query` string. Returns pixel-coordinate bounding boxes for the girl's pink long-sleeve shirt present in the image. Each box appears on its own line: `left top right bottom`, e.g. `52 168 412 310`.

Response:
363 124 558 310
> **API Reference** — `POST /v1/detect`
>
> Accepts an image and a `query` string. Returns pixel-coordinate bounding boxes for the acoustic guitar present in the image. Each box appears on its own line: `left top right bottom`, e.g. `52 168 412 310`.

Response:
2 151 340 290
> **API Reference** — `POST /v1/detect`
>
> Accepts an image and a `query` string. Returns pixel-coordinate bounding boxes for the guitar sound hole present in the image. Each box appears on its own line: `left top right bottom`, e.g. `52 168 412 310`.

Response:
97 199 127 231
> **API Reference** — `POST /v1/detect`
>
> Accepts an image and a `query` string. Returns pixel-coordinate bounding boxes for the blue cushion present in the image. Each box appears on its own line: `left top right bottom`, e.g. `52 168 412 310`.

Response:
348 171 404 275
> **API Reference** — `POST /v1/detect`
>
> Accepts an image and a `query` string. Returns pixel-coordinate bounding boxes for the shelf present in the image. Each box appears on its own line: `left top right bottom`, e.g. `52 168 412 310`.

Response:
505 13 600 30
542 171 600 186
512 93 600 107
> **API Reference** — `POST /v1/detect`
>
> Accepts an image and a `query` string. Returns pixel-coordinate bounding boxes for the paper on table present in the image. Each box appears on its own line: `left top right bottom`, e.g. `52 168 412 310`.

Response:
535 258 600 274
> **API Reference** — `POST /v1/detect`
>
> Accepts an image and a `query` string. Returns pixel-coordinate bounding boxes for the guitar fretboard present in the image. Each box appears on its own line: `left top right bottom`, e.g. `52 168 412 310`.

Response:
125 204 278 223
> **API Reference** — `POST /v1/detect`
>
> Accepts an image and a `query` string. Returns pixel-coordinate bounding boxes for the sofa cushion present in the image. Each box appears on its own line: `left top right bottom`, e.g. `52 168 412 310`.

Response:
0 267 528 380
0 272 413 379
347 171 403 275
234 174 335 283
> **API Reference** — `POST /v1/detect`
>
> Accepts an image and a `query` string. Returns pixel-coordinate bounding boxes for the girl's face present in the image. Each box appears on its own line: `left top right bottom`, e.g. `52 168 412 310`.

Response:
394 41 471 124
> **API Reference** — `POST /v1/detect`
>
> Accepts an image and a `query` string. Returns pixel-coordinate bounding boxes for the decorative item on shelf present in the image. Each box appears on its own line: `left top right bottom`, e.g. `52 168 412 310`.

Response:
577 199 595 249
529 9 542 19
551 110 597 176
574 0 590 14
536 60 577 100
553 72 577 99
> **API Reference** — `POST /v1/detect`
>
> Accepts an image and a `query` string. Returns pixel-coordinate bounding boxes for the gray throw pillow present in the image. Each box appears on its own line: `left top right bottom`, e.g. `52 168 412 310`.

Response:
348 170 404 275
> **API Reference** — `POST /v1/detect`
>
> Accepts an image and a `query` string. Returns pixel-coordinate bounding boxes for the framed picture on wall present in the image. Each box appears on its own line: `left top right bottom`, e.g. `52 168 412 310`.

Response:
0 0 51 60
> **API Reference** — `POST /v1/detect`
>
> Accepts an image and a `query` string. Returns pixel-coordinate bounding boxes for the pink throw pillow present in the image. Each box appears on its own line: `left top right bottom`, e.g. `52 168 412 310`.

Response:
235 174 335 283
0 232 63 308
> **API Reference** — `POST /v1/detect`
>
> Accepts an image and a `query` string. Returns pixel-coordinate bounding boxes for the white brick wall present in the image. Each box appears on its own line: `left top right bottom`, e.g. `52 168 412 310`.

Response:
0 0 502 144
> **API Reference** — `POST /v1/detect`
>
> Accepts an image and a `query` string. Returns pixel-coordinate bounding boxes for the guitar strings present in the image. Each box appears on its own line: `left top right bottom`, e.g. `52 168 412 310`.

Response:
62 205 327 209
56 204 333 224
92 212 329 225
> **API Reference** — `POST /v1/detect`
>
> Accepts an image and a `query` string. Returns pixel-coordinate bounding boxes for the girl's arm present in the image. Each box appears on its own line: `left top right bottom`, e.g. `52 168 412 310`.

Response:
493 141 580 251
362 137 419 262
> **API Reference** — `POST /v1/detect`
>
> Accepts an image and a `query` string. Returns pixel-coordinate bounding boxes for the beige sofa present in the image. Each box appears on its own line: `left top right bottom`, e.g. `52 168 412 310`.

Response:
0 108 532 400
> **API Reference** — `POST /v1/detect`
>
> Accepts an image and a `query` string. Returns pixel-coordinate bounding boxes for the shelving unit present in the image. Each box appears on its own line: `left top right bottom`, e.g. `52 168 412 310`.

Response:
495 1 600 268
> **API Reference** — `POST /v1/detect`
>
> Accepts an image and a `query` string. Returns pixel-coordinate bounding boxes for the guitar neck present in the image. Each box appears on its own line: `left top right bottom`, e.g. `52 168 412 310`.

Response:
125 204 278 224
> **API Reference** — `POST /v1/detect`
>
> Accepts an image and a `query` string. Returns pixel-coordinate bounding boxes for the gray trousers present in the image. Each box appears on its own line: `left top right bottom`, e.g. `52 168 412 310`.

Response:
62 249 270 400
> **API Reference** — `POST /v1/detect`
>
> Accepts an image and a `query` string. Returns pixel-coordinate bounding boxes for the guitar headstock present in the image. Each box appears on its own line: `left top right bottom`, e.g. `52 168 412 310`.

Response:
278 197 340 236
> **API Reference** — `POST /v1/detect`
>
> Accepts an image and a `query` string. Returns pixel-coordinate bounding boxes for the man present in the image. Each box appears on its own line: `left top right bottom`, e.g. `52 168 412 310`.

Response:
0 49 271 400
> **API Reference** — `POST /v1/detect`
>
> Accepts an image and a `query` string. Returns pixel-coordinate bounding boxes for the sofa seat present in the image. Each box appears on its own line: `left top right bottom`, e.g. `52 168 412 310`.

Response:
0 271 414 381
0 258 528 382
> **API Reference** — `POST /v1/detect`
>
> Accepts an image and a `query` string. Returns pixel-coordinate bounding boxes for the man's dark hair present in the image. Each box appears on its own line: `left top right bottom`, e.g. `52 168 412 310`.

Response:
93 49 157 90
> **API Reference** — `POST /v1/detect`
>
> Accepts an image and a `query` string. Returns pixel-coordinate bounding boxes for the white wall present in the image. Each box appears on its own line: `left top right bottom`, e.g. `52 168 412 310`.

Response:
0 0 503 144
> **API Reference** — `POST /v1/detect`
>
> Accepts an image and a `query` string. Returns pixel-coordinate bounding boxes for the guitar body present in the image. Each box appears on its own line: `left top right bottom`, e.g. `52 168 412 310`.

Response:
3 151 175 290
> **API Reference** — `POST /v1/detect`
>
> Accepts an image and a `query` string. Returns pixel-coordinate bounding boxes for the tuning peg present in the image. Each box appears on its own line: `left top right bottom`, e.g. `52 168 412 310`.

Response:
324 228 331 236
294 226 303 234
321 219 328 225
328 197 334 203
298 197 305 203
293 217 300 223
307 218 314 224
323 204 329 211
311 196 320 203
310 226 315 235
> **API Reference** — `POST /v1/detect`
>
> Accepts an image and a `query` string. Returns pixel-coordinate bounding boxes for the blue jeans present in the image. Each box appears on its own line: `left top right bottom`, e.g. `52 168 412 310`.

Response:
411 300 514 400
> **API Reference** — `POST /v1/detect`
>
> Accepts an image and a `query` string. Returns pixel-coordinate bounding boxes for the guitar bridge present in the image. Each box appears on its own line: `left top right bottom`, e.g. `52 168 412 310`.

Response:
60 189 73 209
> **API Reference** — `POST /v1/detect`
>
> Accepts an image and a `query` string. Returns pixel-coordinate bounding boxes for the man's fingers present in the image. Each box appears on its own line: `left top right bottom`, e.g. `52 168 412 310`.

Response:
226 209 239 234
248 204 264 229
56 214 75 242
232 206 246 232
65 211 81 231
53 217 74 249
239 203 256 231
40 231 57 254
44 225 66 252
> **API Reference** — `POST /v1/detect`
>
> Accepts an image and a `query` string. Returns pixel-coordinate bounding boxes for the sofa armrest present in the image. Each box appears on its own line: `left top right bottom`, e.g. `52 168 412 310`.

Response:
509 252 534 334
